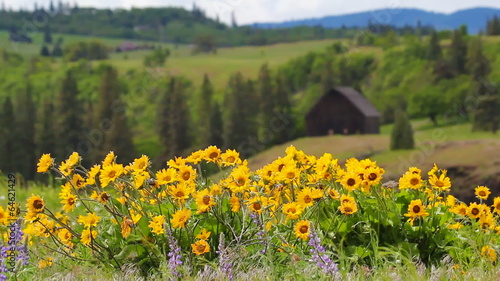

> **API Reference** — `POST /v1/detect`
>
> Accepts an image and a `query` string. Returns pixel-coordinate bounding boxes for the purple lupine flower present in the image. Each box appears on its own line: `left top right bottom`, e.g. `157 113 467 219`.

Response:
12 222 29 266
166 228 183 280
0 245 8 281
249 213 267 254
216 234 234 281
308 230 338 276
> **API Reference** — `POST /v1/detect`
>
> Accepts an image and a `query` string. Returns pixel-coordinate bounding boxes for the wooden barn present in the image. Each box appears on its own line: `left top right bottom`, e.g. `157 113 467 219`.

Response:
305 86 381 136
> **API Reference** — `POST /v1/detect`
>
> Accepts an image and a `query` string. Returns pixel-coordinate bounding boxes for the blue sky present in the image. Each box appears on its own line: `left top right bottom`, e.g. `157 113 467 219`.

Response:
4 0 500 24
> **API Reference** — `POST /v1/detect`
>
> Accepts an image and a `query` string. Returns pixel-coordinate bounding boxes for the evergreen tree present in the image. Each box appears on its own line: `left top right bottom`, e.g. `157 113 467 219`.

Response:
257 64 275 142
44 25 52 44
49 0 54 12
156 78 173 166
94 66 135 163
14 84 36 179
38 99 56 156
338 57 352 86
273 72 295 144
197 74 213 147
223 72 250 154
473 94 500 133
320 57 334 95
426 30 442 60
168 77 192 158
466 37 491 80
0 97 15 173
487 16 500 35
40 45 50 56
52 42 63 57
390 109 414 150
55 70 83 162
208 102 224 148
448 29 468 74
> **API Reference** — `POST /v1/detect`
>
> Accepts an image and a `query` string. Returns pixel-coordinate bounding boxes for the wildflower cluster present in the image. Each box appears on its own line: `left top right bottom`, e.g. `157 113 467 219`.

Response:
14 145 500 274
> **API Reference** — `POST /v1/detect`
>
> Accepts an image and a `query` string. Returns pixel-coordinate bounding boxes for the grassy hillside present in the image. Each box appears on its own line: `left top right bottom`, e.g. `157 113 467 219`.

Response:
248 120 500 200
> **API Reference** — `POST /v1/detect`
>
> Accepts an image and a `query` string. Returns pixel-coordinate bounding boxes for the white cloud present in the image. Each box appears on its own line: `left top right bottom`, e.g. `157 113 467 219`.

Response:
4 0 500 24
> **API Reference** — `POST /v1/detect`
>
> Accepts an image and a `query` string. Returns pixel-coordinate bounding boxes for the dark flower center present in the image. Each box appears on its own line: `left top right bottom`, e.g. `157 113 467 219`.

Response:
410 178 420 185
33 199 44 210
347 178 356 186
413 205 421 213
368 173 377 181
299 225 308 234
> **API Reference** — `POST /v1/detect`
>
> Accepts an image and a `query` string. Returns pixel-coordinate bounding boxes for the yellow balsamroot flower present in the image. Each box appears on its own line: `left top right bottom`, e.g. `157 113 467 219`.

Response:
450 202 468 216
279 166 301 183
121 218 134 238
177 165 197 182
81 228 97 246
428 163 439 176
70 173 85 189
399 172 423 190
475 186 491 200
78 213 101 228
85 165 101 185
467 202 484 219
133 170 149 188
282 202 304 220
102 151 116 167
196 228 211 240
60 193 78 213
0 207 8 225
186 150 204 164
195 189 216 214
59 160 73 177
294 220 310 241
339 194 356 205
191 240 210 256
169 182 195 205
228 165 250 193
247 196 267 214
408 167 421 175
327 188 340 200
57 228 74 247
66 152 80 167
445 195 456 207
447 222 463 230
90 191 111 204
209 184 223 196
363 166 384 186
167 156 187 169
171 209 192 229
339 172 361 192
428 171 451 192
339 202 358 215
155 168 177 185
404 199 429 221
493 197 500 214
481 245 497 262
230 195 241 212
100 163 124 187
297 187 322 208
203 145 221 163
479 212 495 230
129 155 150 172
38 257 53 269
148 215 166 235
37 153 54 173
221 149 242 166
27 194 45 213
116 196 127 205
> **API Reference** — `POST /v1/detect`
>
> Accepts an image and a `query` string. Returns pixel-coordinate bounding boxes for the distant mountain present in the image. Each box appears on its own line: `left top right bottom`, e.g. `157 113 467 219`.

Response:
251 7 500 33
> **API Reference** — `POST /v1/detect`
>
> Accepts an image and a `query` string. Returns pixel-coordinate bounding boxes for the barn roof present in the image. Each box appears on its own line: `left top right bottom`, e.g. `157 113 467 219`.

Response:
306 86 381 118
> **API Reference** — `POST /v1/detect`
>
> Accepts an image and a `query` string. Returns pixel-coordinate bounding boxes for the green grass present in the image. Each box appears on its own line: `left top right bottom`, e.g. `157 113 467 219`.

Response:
247 120 500 180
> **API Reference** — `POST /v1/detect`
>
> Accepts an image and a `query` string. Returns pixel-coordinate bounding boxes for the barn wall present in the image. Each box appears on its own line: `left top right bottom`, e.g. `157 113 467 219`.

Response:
306 91 365 136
